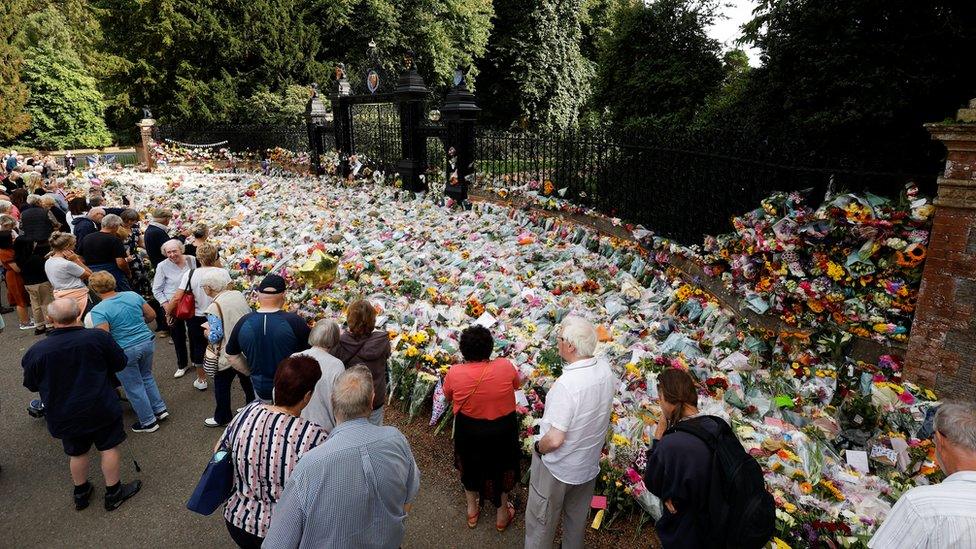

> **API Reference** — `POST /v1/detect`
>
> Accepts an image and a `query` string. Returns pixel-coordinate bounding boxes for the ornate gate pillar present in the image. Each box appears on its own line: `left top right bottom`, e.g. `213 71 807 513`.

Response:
396 52 429 192
305 84 328 175
441 69 480 203
905 99 976 402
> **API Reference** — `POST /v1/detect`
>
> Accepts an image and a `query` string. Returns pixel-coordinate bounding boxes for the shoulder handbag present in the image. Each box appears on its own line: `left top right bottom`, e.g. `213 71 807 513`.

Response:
174 268 196 320
186 407 245 515
203 301 224 377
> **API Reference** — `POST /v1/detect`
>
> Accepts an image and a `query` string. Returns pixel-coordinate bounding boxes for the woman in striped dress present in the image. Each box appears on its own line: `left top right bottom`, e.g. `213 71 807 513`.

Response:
219 356 328 549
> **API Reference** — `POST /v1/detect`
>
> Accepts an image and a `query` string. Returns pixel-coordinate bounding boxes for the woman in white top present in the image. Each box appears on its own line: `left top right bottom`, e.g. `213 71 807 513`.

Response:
293 319 345 433
166 242 228 391
44 232 92 316
152 239 197 379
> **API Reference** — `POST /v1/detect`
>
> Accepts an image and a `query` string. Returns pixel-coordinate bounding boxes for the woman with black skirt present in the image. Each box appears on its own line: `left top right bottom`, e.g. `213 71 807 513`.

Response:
443 325 521 532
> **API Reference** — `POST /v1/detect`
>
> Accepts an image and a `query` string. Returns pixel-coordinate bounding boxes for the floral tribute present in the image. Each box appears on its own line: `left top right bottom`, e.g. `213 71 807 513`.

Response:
79 162 944 548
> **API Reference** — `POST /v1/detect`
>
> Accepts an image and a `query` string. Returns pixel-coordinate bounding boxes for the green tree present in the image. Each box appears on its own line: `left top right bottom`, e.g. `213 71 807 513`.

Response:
592 0 724 131
732 0 976 170
19 41 113 149
0 0 30 141
476 0 593 129
308 0 492 92
244 85 313 125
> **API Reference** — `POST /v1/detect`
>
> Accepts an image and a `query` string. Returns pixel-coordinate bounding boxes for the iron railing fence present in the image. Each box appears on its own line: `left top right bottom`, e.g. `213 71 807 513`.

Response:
472 128 937 242
154 124 311 154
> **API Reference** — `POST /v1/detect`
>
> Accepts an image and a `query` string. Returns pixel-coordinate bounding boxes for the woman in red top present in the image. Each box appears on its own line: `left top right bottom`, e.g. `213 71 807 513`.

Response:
443 325 521 532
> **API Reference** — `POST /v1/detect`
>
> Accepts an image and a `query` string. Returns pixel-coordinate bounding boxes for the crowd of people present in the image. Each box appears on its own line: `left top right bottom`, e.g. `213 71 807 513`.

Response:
4 149 975 549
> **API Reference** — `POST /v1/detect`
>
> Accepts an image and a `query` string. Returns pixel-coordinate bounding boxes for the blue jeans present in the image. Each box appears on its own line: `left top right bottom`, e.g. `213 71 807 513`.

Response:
117 338 167 426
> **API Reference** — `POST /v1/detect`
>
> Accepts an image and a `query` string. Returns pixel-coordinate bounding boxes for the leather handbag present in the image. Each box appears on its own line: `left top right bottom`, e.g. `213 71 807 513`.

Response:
173 269 196 320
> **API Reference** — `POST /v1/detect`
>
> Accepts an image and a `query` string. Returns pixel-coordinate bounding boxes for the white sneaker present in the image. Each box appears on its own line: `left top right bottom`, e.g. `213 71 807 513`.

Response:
203 417 223 427
193 378 208 391
173 367 189 379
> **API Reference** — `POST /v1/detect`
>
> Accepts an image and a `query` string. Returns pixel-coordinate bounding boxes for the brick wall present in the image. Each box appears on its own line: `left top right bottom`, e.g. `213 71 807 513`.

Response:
905 102 976 402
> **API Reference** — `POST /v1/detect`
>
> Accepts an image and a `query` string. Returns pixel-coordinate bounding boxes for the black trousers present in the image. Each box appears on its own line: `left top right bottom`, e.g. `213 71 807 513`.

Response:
225 520 263 549
186 315 207 365
214 368 255 425
169 317 189 369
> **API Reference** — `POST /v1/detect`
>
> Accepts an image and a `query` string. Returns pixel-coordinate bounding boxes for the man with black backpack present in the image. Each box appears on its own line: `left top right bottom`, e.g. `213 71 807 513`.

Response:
644 369 775 549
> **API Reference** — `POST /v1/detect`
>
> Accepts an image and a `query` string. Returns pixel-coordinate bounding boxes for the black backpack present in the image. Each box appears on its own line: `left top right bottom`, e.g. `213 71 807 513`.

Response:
671 415 776 549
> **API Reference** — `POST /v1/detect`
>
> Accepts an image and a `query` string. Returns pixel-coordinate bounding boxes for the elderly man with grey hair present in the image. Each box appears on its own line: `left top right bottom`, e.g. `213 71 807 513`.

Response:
22 298 142 511
80 213 131 291
19 193 60 240
293 319 345 432
525 316 617 549
869 402 976 548
200 267 255 427
144 207 173 267
264 365 421 548
71 206 105 252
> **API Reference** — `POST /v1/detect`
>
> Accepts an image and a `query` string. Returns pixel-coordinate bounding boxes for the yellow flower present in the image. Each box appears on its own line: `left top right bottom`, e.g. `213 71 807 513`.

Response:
783 503 796 514
772 537 792 549
614 481 622 488
826 262 845 281
405 345 420 358
611 433 630 447
625 362 640 377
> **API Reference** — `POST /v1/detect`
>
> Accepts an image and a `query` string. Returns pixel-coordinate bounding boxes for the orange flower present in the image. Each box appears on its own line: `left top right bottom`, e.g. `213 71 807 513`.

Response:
799 482 813 494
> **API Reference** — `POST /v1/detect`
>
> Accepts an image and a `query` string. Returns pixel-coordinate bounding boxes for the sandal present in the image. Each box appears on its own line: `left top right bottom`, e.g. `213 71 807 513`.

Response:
496 501 516 532
467 509 480 528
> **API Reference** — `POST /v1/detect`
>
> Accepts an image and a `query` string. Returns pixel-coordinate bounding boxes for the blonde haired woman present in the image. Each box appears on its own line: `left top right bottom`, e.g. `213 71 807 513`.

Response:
89 271 168 433
45 232 93 316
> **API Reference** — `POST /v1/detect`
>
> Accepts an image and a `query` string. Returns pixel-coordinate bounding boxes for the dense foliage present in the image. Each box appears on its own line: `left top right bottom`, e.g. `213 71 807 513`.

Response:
0 0 973 183
0 0 31 140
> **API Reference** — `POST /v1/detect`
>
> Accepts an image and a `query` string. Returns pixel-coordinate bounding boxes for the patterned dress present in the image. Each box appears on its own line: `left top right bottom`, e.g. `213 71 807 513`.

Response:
124 226 153 298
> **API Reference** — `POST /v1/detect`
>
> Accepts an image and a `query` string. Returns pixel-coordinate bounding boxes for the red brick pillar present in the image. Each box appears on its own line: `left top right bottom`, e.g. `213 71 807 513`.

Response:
905 99 976 401
136 118 156 172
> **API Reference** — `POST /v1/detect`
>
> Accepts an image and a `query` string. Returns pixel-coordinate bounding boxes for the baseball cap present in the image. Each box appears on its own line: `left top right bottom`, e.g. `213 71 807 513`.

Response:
258 273 287 294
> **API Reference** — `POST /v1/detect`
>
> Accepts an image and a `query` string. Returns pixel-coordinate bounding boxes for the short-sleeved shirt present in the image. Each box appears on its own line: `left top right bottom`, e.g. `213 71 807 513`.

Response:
90 291 154 349
45 257 86 290
443 358 520 420
226 310 311 401
80 231 125 265
540 357 616 485
177 266 227 316
223 402 328 539
868 471 976 548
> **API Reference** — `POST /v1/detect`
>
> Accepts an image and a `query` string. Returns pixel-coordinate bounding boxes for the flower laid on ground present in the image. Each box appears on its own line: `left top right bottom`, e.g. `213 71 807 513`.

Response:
78 162 944 547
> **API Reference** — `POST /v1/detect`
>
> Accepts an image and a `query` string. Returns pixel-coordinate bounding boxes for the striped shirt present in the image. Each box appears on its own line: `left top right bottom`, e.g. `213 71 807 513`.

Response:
222 402 328 539
263 418 421 549
868 471 976 549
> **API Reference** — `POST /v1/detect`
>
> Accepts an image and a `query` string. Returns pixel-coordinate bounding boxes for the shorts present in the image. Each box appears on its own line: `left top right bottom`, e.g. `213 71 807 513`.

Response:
61 420 127 457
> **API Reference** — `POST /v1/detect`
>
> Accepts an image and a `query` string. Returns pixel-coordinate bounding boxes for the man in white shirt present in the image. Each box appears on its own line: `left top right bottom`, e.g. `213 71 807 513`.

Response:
525 316 616 549
869 402 976 548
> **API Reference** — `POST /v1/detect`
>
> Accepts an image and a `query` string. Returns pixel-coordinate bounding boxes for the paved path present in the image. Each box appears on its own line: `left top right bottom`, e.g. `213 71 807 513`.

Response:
0 313 653 548
0 316 531 549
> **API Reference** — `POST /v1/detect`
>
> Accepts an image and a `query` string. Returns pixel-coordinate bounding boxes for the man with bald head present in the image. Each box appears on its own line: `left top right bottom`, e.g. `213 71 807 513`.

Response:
71 205 105 252
22 298 142 511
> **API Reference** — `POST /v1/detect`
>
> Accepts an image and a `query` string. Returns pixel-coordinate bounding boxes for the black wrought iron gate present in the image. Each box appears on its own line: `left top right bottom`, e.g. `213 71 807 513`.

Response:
306 52 479 200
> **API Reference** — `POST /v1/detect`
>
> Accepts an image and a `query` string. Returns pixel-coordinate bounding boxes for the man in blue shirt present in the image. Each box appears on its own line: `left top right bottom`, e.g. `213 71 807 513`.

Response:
225 274 310 402
21 298 142 511
264 366 420 548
